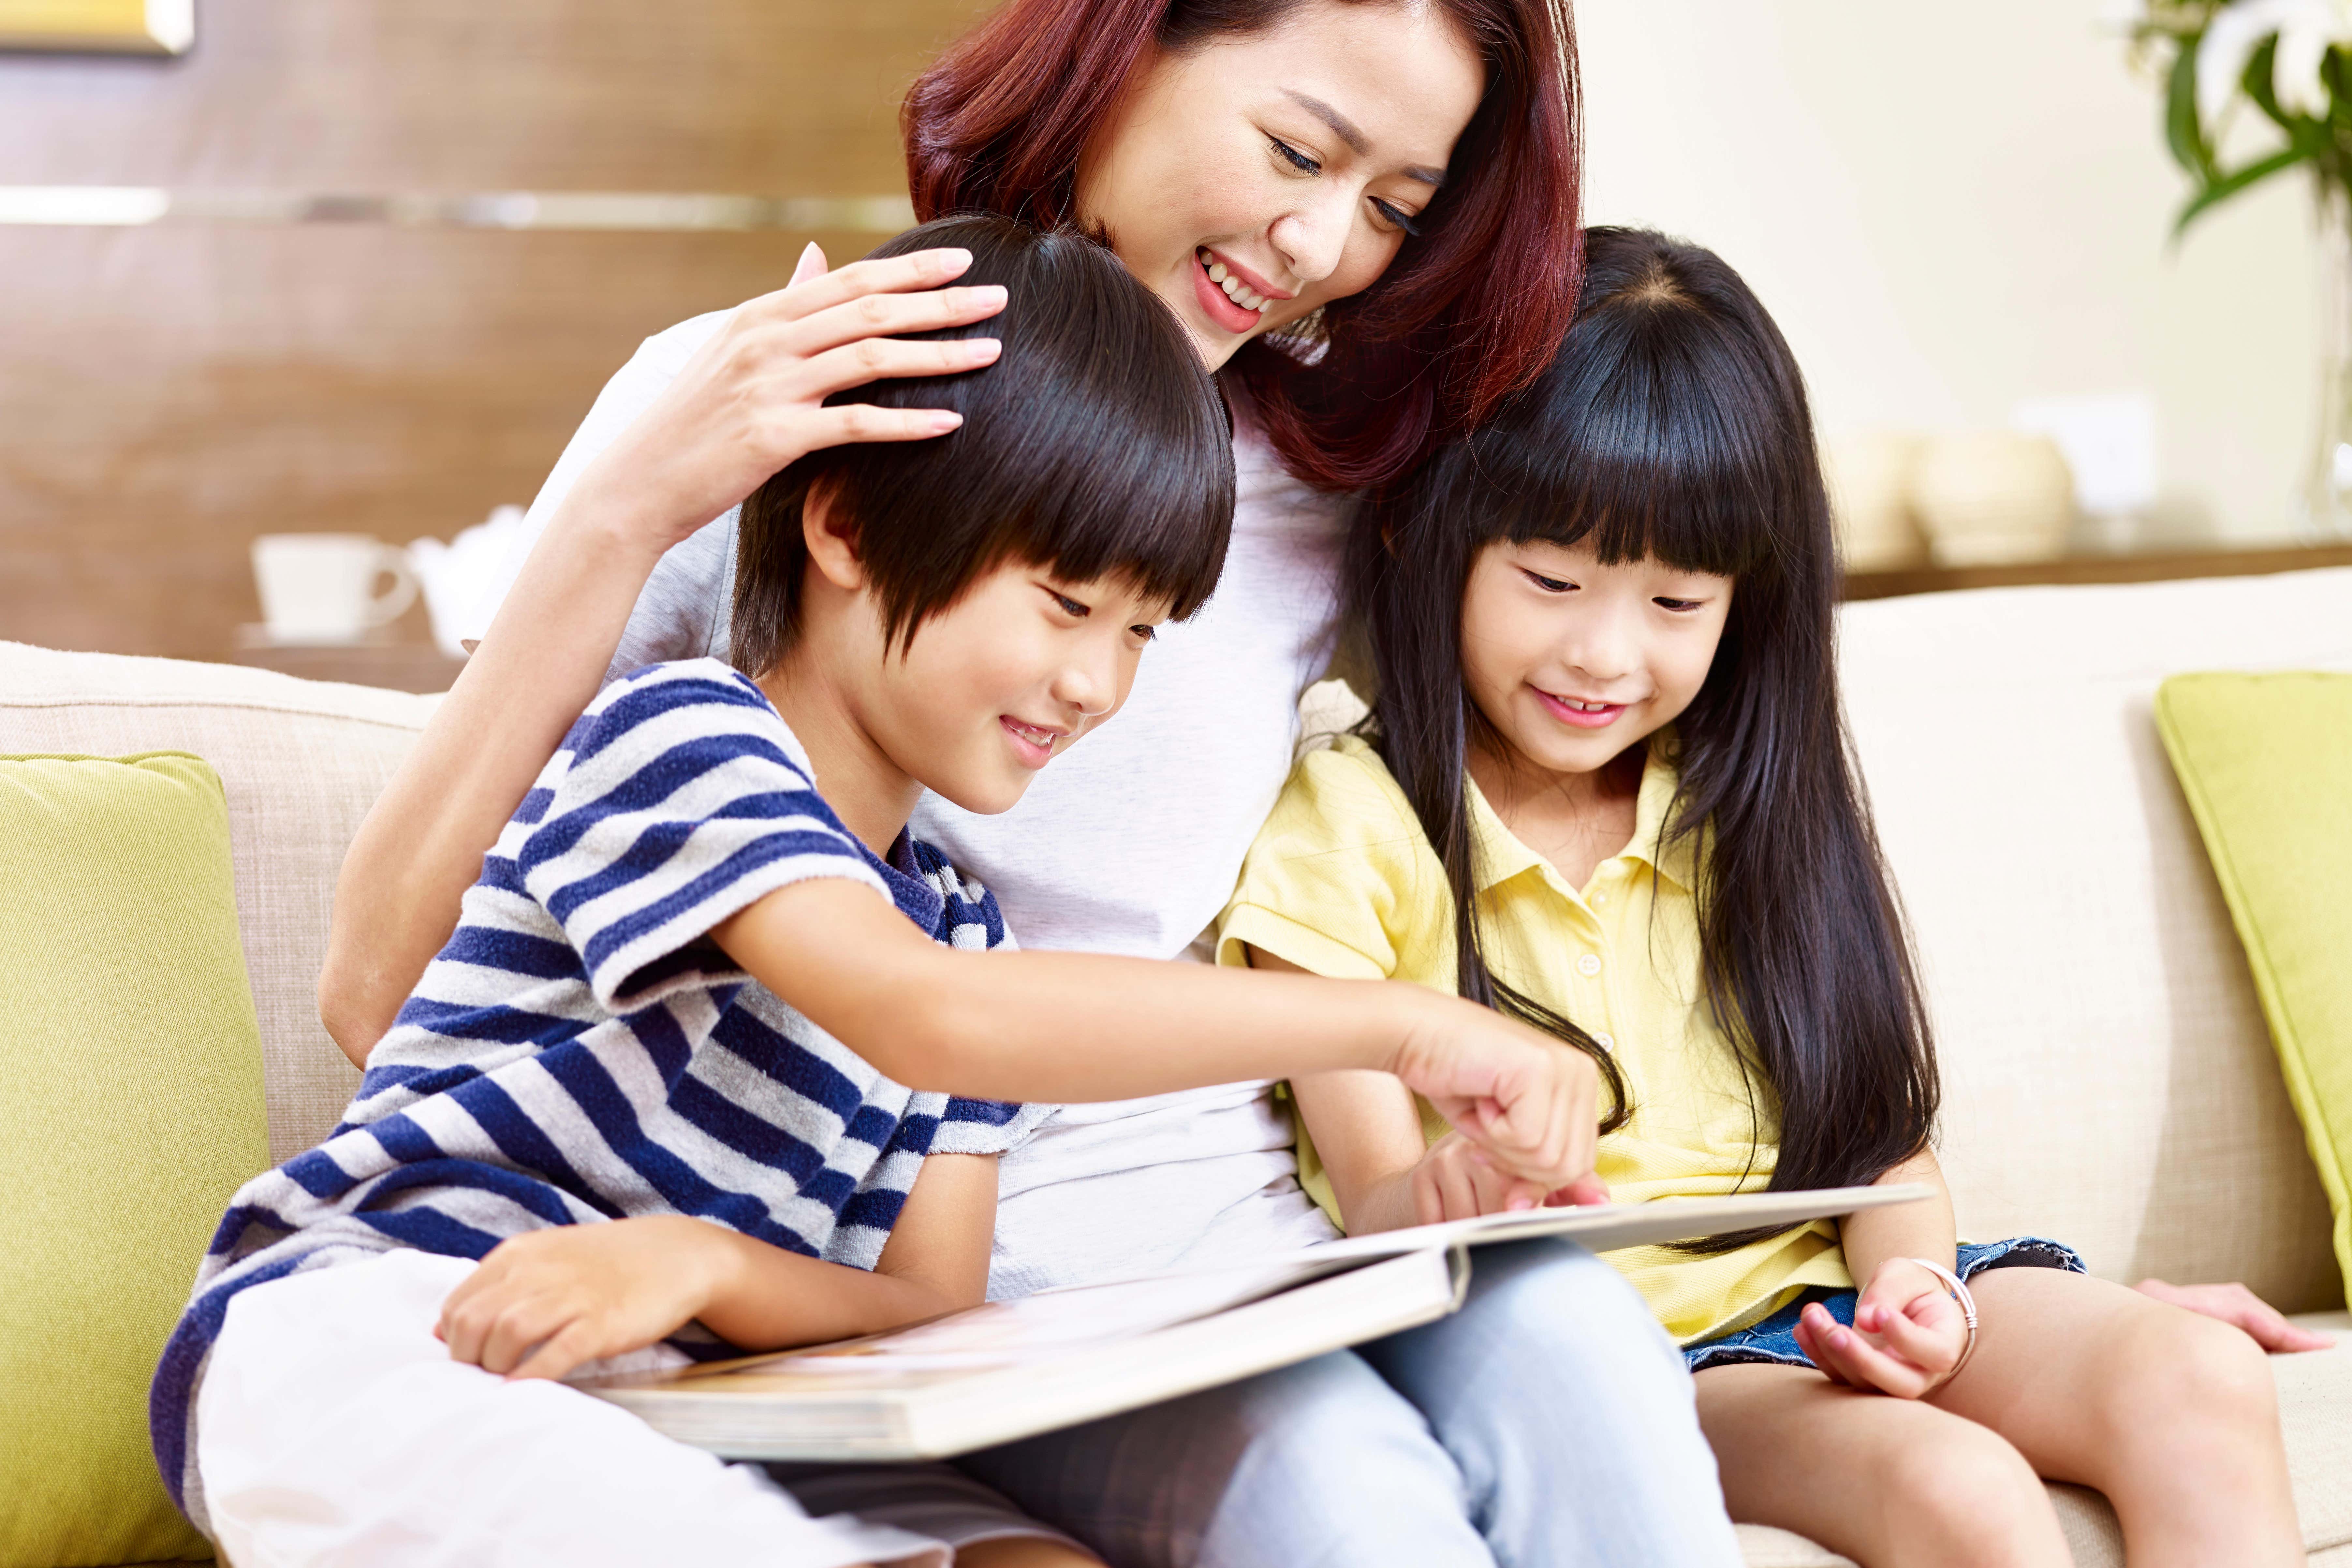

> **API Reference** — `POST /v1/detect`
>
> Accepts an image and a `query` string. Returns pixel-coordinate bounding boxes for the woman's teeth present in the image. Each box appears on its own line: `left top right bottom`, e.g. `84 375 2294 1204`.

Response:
1008 722 1055 749
1198 249 1267 313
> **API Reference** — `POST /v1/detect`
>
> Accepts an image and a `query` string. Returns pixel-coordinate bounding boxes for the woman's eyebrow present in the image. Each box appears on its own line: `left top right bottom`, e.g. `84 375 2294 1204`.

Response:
1281 88 1448 187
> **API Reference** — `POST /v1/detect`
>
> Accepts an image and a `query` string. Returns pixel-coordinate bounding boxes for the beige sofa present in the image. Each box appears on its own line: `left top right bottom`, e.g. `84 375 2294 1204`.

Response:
4 564 2349 1567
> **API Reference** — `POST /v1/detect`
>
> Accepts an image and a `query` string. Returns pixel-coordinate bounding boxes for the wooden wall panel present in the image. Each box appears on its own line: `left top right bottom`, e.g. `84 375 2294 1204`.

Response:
0 0 990 188
0 0 992 661
0 223 885 656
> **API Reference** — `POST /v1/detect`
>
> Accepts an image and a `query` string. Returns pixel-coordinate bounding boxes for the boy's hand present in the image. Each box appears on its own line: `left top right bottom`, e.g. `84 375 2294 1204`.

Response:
437 1216 734 1382
1792 1257 1969 1399
1385 995 1602 1196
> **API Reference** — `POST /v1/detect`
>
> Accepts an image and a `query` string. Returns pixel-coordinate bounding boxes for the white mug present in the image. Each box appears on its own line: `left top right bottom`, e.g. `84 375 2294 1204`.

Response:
250 534 420 644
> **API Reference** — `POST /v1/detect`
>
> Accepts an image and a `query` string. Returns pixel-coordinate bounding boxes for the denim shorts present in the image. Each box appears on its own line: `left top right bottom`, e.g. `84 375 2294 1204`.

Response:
1681 1236 2085 1372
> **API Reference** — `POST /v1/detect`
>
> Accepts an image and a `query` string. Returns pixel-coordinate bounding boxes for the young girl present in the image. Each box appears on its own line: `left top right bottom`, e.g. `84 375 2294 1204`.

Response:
1222 227 2308 1568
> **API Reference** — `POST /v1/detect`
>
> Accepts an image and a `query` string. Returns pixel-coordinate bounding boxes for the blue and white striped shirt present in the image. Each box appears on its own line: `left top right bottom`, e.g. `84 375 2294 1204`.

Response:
153 659 1045 1524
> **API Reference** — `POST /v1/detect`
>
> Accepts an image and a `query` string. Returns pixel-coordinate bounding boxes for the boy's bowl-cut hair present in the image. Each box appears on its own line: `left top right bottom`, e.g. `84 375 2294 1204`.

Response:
731 214 1236 678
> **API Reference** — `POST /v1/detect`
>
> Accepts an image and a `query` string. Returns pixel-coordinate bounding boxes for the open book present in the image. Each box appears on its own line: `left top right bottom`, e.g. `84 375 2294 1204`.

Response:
578 1183 1931 1461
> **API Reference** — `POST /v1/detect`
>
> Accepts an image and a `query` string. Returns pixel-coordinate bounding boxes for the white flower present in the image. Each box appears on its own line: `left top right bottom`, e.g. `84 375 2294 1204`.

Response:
2197 0 2352 125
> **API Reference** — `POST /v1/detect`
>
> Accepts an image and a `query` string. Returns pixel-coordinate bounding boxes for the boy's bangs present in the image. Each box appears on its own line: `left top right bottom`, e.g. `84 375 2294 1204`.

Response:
855 219 1235 642
731 216 1237 678
1482 336 1791 582
982 384 1233 623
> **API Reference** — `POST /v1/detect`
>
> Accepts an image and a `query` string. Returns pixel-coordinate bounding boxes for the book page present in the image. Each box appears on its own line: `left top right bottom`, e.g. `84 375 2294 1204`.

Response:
1306 1181 1934 1263
695 1255 1333 1376
596 1183 1930 1388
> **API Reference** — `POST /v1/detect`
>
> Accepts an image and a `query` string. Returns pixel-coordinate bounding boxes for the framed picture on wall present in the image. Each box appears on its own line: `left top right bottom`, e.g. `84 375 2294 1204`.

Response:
0 0 192 55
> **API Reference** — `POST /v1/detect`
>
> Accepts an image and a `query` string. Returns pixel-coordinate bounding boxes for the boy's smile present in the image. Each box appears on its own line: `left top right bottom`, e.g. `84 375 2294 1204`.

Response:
1000 713 1072 769
764 516 1172 855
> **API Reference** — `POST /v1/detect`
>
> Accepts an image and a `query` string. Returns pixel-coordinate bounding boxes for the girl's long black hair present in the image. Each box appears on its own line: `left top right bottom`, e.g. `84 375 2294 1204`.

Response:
1348 227 1937 1238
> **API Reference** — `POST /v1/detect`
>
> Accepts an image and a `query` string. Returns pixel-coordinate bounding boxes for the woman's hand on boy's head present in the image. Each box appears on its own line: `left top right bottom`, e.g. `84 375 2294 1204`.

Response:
435 1216 736 1382
560 242 1007 555
1792 1259 1969 1399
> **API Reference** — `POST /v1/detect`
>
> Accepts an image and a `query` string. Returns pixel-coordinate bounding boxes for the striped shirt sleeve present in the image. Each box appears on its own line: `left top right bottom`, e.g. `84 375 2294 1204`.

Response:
517 660 891 1013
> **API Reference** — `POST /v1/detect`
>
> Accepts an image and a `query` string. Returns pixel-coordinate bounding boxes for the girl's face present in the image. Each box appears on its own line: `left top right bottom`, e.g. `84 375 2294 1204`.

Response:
1459 537 1735 778
1073 3 1485 369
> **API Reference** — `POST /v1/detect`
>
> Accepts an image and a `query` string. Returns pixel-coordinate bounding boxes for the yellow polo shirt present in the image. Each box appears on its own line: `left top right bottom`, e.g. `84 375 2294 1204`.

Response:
1216 734 1852 1344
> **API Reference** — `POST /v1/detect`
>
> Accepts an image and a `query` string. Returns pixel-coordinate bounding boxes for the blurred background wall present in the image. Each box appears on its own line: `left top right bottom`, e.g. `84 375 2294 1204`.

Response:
0 0 985 661
0 0 2323 664
1580 0 2316 548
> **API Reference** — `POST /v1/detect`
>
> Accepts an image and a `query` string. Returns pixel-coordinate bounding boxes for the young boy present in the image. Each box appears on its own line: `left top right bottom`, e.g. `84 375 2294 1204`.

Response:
153 216 1603 1568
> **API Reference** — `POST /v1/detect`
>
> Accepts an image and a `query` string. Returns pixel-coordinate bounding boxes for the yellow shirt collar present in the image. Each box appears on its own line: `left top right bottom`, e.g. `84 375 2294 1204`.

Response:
1463 736 1700 896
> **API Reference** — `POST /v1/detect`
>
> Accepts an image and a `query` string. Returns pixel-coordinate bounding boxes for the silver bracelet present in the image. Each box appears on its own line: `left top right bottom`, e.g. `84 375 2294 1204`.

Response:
1906 1255 1979 1382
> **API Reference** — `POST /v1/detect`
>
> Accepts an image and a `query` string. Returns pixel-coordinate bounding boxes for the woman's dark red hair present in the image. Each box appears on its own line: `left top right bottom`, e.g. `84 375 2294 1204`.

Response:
903 0 1583 491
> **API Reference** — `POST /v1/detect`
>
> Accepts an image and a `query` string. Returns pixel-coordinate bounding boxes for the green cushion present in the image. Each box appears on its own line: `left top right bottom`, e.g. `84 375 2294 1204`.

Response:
2157 674 2352 1311
0 754 270 1566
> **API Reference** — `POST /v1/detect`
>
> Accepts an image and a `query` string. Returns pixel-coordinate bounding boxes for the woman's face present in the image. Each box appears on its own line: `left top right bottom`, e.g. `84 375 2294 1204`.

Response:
1074 2 1486 369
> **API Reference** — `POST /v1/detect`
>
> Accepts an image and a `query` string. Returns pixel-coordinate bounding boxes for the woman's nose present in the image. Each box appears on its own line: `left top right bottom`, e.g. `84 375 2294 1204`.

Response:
1267 193 1352 289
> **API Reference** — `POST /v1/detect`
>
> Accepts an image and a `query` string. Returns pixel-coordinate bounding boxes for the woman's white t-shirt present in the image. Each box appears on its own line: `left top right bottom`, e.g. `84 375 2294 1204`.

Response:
469 309 1347 1295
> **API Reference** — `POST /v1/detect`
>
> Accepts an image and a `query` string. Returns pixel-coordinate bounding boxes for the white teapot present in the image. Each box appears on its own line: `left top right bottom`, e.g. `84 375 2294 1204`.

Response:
408 505 529 657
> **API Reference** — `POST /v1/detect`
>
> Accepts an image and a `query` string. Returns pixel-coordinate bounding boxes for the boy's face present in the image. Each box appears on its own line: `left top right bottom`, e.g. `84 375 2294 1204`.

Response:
1459 537 1733 779
862 559 1173 815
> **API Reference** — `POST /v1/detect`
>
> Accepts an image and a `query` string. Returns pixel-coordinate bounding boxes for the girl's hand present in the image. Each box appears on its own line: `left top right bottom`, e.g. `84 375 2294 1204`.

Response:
1406 1132 1599 1224
1409 1132 1548 1224
559 242 1008 556
1385 996 1605 1198
436 1216 736 1382
1792 1258 1969 1399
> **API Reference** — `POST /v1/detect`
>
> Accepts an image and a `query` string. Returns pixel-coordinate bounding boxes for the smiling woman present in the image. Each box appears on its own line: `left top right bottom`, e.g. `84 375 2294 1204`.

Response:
906 0 1582 486
331 0 1592 1054
1073 16 1479 358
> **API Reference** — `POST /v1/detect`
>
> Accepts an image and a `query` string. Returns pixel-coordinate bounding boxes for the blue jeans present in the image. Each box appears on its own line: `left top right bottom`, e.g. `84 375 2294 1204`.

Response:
957 1238 1742 1568
1682 1235 2086 1372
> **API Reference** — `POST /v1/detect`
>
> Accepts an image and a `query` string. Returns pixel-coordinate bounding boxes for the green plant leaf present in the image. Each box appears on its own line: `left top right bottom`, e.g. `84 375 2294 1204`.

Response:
2166 37 2213 175
2241 34 2298 132
2172 144 2312 236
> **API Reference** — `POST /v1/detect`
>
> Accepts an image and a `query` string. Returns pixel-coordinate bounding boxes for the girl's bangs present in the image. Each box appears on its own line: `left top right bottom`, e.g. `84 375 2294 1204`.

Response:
1473 308 1802 584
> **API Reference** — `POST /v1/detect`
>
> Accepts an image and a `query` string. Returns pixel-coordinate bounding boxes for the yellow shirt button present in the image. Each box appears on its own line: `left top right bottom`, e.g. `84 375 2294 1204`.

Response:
1576 953 1602 977
1595 1033 1616 1049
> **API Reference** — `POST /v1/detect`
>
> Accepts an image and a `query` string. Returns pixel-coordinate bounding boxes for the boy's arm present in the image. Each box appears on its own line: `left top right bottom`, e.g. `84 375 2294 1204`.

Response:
439 1153 1000 1382
316 245 1003 1066
699 1150 999 1346
713 879 1600 1194
1260 945 1573 1232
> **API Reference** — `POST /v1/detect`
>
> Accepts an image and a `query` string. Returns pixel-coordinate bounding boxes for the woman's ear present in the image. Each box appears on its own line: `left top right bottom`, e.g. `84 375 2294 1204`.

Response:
800 481 865 592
